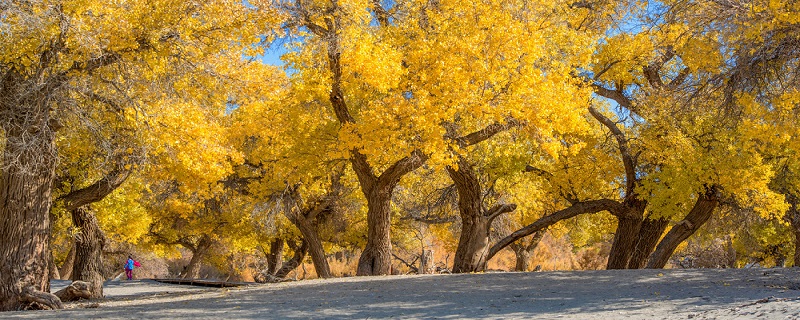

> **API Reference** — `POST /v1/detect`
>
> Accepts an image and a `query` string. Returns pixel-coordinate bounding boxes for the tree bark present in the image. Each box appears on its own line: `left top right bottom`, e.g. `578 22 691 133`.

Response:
275 239 309 279
647 187 720 269
59 243 76 280
0 121 61 310
70 207 106 298
511 230 546 272
448 158 517 273
607 200 647 269
183 236 212 279
49 251 60 280
790 207 800 268
357 185 395 276
290 211 332 279
448 162 490 273
267 238 284 275
628 217 669 269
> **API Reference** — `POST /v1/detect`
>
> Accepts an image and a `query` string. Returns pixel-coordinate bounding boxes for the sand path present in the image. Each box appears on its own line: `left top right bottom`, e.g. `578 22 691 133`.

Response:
4 268 800 319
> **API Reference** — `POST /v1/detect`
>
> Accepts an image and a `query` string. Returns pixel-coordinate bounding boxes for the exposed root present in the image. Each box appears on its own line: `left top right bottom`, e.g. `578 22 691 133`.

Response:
20 285 64 310
54 281 93 302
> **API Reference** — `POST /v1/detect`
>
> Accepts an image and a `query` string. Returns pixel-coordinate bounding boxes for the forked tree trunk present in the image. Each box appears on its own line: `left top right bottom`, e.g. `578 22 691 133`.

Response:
607 201 647 269
275 239 309 279
59 243 76 280
0 123 62 310
448 160 516 273
70 207 107 298
449 162 489 273
511 230 546 272
453 215 490 273
183 237 213 279
647 188 720 269
267 238 284 275
357 186 394 276
628 217 669 269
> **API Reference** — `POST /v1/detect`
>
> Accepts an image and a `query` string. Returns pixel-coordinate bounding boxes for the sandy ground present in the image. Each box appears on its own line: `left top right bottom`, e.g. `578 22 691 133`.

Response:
4 268 800 319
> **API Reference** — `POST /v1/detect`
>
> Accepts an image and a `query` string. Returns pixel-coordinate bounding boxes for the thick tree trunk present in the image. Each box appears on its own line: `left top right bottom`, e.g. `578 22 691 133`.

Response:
647 187 720 269
511 230 546 272
59 243 76 280
448 160 517 273
453 215 490 273
183 237 212 279
607 201 647 269
448 162 490 273
267 238 284 275
70 207 106 298
275 239 309 279
607 215 643 269
0 124 61 310
357 187 394 276
628 217 670 269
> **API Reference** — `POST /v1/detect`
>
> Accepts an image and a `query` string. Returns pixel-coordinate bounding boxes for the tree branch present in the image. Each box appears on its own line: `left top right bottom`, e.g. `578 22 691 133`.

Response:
59 169 131 211
588 106 637 196
487 199 622 261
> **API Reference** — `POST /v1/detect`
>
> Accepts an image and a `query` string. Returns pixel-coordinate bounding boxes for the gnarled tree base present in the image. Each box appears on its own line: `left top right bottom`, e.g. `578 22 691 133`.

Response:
20 285 63 310
54 281 93 302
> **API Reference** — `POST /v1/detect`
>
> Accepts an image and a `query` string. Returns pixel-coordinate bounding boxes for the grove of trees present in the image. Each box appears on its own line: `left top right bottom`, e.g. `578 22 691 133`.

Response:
1 0 798 311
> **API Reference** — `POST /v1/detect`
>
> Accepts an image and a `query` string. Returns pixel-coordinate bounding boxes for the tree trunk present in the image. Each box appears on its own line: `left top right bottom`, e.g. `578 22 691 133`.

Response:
289 210 332 279
49 251 60 280
0 122 61 310
59 243 76 280
267 238 284 275
791 211 800 268
607 215 643 269
607 201 647 269
356 186 394 276
419 249 434 274
448 162 490 273
647 187 720 269
183 237 212 279
70 207 106 298
628 217 669 269
275 239 309 279
453 215 490 273
511 230 546 272
448 160 517 273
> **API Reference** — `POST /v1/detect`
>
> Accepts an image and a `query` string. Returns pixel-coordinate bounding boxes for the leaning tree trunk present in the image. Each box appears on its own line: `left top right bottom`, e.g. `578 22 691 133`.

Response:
70 207 107 299
511 230 546 272
647 188 720 269
292 213 332 279
274 239 309 279
183 237 213 279
267 238 284 275
49 251 60 280
0 122 62 310
628 217 670 269
356 184 395 276
59 243 76 280
607 201 647 269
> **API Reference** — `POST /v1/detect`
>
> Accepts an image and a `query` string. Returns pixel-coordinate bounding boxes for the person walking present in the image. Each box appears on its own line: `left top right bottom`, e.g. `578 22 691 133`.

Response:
125 255 136 280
